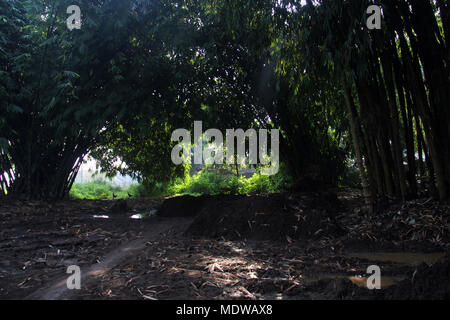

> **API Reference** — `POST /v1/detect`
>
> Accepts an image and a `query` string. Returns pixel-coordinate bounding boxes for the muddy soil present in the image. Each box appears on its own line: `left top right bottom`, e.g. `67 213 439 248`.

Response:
184 192 344 241
0 190 449 300
0 197 163 299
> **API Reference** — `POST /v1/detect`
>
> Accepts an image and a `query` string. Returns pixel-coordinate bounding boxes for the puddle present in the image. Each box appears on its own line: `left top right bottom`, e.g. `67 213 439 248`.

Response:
93 210 158 219
345 252 445 266
303 251 446 289
297 251 445 289
302 273 406 289
348 275 406 289
93 215 109 219
130 210 158 220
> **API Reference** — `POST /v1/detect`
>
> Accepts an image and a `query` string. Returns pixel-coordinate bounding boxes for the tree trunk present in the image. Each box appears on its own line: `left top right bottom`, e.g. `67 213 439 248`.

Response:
342 77 373 214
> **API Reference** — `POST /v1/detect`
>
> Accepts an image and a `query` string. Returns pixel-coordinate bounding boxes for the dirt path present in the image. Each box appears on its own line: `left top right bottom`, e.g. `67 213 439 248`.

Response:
25 217 193 300
2 193 448 300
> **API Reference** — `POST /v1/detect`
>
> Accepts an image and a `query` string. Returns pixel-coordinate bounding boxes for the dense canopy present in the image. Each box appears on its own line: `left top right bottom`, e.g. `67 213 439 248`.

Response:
1 0 449 210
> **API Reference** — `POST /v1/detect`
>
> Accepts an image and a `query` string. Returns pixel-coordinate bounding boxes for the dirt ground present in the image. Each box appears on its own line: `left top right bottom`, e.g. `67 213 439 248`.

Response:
0 190 449 300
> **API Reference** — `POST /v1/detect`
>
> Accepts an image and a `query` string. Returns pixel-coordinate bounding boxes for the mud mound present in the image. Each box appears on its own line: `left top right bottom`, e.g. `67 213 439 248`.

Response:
157 195 211 217
109 199 129 214
185 192 345 241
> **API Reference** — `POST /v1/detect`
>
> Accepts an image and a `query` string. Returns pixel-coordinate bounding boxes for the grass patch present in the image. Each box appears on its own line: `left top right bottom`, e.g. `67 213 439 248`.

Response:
69 179 137 199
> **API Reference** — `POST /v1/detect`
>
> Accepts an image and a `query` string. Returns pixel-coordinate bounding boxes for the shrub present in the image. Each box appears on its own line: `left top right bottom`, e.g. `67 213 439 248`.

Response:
168 166 292 196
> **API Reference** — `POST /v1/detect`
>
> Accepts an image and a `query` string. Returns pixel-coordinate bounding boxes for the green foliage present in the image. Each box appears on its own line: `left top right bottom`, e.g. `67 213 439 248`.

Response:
0 0 353 200
69 162 362 199
1 0 203 198
164 166 292 196
69 179 137 199
130 181 171 198
10 0 439 201
91 0 350 189
69 167 292 199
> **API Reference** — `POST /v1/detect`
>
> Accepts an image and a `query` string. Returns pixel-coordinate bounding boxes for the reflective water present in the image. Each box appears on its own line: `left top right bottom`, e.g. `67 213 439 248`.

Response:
348 275 406 288
130 209 158 219
345 252 445 266
303 251 444 289
301 273 405 289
